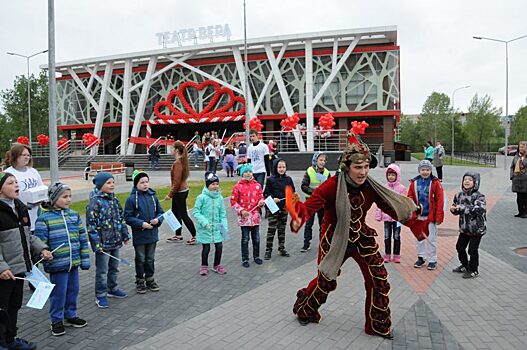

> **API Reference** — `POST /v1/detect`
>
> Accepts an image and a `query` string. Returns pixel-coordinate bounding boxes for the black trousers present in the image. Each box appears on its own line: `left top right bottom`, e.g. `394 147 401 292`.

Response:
0 276 24 346
201 243 223 266
435 166 443 181
171 191 196 237
456 233 482 272
516 192 527 215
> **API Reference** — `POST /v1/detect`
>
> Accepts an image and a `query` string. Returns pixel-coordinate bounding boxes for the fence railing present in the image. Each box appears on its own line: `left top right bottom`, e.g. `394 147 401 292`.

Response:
445 152 496 167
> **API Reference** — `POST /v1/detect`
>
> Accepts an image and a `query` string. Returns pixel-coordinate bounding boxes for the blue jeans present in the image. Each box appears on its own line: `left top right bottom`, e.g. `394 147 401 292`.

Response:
253 172 266 189
95 248 120 297
384 221 401 255
193 150 203 166
208 158 217 173
49 269 80 322
150 157 158 170
134 243 156 279
241 226 260 262
303 209 324 246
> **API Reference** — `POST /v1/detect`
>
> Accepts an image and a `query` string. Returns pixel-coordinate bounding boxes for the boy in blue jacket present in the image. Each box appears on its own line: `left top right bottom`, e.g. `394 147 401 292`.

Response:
86 172 130 309
264 158 295 260
124 171 164 293
35 182 90 336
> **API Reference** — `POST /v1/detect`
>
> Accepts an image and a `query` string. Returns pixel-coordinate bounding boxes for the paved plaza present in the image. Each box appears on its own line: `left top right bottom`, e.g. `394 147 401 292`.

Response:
19 156 527 349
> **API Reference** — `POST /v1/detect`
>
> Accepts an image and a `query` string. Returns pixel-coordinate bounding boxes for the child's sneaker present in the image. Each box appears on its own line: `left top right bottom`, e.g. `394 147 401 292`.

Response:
146 279 160 292
136 279 147 294
95 296 109 309
279 249 290 257
212 265 227 275
463 270 478 279
452 265 467 273
392 255 400 263
427 262 437 270
108 289 127 298
254 258 263 265
64 317 87 328
264 251 272 260
200 265 208 275
51 321 65 336
6 338 37 350
242 261 250 268
414 257 426 268
383 254 391 263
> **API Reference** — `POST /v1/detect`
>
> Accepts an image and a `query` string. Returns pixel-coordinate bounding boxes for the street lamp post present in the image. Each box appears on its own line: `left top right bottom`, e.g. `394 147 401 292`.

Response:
243 0 250 143
451 85 470 159
6 49 48 145
473 34 527 169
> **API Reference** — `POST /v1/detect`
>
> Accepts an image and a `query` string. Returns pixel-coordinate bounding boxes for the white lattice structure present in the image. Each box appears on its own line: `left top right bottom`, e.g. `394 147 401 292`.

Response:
49 26 401 155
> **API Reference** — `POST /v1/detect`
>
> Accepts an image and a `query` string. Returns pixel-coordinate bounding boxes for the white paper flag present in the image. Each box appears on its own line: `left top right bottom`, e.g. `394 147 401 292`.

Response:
162 210 182 232
264 196 280 214
26 282 55 309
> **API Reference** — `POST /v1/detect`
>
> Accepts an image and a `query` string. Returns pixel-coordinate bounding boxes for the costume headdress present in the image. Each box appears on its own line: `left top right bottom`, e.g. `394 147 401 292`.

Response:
339 121 377 170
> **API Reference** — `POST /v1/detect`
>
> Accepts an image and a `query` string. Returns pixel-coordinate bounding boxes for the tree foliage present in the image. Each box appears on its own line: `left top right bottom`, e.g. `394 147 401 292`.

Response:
0 70 49 153
418 92 452 145
463 94 502 152
511 104 527 144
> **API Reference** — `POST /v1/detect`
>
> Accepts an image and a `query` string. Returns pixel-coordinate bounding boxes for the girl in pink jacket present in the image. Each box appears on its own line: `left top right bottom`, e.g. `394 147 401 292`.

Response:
375 164 407 263
230 164 264 268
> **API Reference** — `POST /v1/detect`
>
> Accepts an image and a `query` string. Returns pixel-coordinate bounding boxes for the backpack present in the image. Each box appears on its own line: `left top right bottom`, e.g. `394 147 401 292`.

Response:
238 143 247 156
205 147 211 156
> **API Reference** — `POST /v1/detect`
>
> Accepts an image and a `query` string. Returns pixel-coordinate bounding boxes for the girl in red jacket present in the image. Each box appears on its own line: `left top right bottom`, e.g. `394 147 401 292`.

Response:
407 160 444 270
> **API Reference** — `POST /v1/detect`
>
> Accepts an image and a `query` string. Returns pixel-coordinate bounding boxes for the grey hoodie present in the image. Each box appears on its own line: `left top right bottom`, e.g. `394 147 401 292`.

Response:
452 172 487 236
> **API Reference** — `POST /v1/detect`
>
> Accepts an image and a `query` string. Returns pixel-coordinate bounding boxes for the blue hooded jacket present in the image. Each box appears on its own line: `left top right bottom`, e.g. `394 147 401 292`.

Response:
124 187 164 246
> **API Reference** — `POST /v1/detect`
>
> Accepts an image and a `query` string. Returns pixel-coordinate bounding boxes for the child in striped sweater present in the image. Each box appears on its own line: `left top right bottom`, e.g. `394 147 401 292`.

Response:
35 182 90 337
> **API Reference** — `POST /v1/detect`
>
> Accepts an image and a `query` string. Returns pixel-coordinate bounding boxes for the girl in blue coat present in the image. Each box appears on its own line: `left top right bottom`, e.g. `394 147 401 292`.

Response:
192 172 228 276
124 171 164 294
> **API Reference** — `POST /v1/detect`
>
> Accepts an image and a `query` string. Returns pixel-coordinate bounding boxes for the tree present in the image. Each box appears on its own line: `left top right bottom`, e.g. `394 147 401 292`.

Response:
511 103 527 145
0 70 49 153
418 92 452 146
464 94 502 152
398 114 421 152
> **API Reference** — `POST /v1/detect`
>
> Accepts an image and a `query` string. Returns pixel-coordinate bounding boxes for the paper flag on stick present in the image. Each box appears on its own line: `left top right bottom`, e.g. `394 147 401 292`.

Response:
26 282 55 309
285 185 298 221
35 242 65 265
100 251 131 266
161 210 182 232
264 196 280 214
26 264 51 289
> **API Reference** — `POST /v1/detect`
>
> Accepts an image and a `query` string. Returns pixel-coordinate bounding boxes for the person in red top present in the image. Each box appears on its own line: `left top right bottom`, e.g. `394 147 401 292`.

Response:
407 160 444 270
289 122 428 339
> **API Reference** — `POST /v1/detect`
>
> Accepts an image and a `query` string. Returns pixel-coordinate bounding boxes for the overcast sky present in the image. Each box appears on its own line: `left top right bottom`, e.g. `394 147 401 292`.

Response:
1 0 526 116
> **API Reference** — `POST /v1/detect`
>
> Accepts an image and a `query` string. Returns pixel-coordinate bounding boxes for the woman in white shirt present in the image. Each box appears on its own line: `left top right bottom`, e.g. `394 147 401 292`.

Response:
5 143 45 232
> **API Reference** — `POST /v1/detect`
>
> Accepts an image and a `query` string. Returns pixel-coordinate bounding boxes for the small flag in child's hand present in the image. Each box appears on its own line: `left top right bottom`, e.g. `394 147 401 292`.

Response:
26 265 51 288
285 185 298 221
26 282 55 309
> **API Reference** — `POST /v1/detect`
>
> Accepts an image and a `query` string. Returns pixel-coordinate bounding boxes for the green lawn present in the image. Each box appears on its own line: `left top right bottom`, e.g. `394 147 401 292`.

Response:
411 153 491 167
70 181 237 217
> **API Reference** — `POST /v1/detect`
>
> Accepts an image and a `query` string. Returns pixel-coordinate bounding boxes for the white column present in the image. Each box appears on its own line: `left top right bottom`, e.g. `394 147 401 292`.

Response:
232 47 255 118
91 62 113 155
127 56 158 154
305 40 314 151
120 59 132 155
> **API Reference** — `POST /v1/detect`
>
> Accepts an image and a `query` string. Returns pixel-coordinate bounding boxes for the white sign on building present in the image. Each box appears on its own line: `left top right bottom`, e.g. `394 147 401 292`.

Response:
156 24 232 46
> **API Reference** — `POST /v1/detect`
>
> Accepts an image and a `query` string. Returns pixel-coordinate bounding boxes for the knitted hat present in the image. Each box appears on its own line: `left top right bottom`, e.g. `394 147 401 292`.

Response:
132 170 149 187
418 159 433 171
205 172 219 188
239 164 253 177
93 172 114 190
0 172 15 191
48 182 71 207
338 121 377 170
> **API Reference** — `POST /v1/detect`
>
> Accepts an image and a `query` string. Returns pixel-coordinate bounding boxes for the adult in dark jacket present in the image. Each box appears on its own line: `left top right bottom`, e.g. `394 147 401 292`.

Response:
510 141 527 218
263 158 295 259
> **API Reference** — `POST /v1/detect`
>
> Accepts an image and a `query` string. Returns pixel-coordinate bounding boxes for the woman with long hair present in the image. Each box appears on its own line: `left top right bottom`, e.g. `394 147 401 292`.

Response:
4 143 45 232
165 141 197 244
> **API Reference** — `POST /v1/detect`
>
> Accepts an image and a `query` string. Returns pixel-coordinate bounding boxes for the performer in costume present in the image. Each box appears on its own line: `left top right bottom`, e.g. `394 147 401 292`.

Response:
289 121 428 338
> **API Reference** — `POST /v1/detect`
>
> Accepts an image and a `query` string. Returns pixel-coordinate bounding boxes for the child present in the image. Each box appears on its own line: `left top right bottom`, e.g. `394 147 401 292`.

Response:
0 172 51 350
124 171 164 294
300 152 330 252
35 182 90 336
407 160 444 270
450 172 486 279
263 158 295 260
192 172 229 275
230 164 265 268
86 172 130 309
375 164 407 263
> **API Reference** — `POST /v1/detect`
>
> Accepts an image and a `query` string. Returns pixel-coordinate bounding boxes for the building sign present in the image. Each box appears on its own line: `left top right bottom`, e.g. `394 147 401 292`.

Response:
156 24 232 46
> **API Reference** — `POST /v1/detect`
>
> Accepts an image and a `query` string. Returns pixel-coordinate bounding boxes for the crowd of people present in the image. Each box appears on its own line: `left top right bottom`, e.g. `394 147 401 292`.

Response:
0 135 525 348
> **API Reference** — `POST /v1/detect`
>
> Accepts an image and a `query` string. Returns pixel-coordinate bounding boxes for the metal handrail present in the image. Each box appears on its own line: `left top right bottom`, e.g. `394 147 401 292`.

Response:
224 132 246 146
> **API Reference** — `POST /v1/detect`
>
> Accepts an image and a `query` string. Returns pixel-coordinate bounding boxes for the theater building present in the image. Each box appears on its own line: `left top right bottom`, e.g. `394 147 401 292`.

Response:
52 26 401 158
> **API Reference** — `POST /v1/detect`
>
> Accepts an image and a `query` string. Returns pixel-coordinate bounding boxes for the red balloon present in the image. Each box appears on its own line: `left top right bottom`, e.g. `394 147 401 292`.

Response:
16 136 29 145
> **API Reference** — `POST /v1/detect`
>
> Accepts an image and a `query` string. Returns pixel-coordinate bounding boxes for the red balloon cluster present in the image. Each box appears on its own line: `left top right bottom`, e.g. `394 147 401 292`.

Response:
318 113 335 131
57 138 69 150
82 133 101 148
280 113 300 132
249 117 264 132
37 134 50 147
16 136 29 145
350 121 369 135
